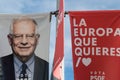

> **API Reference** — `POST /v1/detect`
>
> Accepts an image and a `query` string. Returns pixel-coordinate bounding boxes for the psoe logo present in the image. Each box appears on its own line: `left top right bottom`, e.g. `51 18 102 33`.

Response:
90 71 105 80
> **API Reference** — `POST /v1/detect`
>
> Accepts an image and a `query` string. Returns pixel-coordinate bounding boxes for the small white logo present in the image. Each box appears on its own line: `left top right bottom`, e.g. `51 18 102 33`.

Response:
82 57 91 66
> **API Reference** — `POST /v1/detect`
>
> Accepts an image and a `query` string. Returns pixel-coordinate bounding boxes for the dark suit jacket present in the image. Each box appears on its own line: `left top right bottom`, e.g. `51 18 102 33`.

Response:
1 54 48 80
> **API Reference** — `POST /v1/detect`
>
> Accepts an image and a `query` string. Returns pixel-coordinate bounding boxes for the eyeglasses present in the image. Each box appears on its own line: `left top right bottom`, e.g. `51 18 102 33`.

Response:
9 33 40 41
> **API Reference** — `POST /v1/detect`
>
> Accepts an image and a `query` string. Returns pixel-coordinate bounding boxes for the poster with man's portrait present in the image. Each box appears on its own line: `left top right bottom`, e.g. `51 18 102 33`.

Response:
0 13 50 80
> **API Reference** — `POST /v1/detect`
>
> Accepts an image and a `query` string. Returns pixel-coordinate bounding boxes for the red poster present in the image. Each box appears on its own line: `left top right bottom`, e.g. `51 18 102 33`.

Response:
69 10 120 80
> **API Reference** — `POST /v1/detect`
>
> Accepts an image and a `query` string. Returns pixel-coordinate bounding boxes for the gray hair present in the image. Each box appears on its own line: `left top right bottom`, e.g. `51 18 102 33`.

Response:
9 16 39 34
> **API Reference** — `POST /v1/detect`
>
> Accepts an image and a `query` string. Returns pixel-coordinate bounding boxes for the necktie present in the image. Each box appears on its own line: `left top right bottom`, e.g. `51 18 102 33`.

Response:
19 63 28 80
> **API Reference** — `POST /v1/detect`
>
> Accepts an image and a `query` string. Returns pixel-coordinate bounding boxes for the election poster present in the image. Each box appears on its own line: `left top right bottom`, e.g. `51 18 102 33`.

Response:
69 10 120 80
0 13 50 80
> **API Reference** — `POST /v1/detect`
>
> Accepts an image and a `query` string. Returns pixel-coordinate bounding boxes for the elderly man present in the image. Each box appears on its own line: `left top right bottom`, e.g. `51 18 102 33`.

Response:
1 17 48 80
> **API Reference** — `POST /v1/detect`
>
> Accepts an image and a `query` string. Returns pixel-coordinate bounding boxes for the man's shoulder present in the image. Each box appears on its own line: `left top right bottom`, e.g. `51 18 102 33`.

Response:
1 54 13 63
34 56 49 80
35 56 48 63
35 56 48 65
1 54 13 59
1 54 13 57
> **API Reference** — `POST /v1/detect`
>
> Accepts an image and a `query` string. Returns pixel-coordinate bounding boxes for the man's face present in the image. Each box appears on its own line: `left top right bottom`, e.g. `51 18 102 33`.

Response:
9 20 39 58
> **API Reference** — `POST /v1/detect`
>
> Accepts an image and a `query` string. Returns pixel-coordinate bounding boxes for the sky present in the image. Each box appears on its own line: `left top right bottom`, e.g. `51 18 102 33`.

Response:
0 0 120 80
